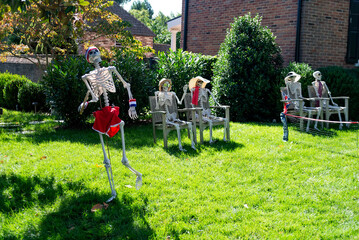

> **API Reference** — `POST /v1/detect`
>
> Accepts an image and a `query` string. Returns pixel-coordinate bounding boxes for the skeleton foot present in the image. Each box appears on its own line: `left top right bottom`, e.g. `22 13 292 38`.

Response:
191 144 196 150
314 126 320 131
106 194 116 203
339 124 343 130
179 146 187 152
136 173 142 190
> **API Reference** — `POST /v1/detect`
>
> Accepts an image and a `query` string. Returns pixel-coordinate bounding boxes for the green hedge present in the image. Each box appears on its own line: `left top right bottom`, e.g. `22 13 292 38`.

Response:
18 82 47 112
2 73 32 110
156 49 217 94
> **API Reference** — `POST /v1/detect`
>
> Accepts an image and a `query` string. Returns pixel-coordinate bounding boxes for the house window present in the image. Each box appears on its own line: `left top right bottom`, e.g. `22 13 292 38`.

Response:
347 0 359 63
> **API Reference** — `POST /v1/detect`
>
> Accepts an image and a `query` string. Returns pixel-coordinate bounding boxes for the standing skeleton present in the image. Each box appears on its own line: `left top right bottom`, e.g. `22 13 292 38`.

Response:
187 76 228 143
311 71 343 129
285 72 321 132
154 78 196 151
79 46 142 203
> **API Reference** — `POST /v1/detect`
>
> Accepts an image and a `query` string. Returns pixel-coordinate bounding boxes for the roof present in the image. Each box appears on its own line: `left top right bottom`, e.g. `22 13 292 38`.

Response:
108 3 155 37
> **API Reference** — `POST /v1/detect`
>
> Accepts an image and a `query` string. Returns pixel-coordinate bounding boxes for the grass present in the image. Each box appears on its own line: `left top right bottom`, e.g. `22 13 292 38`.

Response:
1 110 359 239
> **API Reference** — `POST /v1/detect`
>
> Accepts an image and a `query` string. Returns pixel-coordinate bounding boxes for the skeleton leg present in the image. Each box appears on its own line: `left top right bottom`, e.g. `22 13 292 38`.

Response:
167 121 185 151
337 108 343 129
306 112 312 132
119 121 142 190
313 107 321 131
99 133 117 203
175 119 196 150
203 116 214 143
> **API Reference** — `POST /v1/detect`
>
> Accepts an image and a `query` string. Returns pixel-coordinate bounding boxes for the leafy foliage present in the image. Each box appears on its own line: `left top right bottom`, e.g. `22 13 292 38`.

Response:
0 71 18 107
18 81 47 112
131 0 154 19
156 49 217 94
107 49 156 123
41 56 94 128
3 74 31 110
213 14 283 122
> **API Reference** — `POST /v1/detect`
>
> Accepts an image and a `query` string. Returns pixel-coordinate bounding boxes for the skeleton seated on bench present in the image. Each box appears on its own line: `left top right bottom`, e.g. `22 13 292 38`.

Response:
149 78 196 151
308 71 349 129
183 76 230 144
284 71 323 132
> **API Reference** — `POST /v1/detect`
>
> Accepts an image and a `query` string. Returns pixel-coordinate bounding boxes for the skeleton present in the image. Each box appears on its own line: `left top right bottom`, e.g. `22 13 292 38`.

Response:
78 46 142 203
312 71 343 129
186 76 228 143
154 79 195 151
285 72 321 132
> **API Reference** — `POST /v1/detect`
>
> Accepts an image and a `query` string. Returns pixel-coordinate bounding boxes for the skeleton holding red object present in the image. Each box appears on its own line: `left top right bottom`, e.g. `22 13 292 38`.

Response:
79 46 142 203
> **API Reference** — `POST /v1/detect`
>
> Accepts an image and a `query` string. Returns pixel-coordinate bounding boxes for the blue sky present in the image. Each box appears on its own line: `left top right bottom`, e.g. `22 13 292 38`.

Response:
122 0 182 17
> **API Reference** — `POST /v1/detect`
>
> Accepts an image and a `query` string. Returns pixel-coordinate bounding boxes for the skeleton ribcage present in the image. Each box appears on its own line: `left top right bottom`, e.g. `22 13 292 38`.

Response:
86 67 116 98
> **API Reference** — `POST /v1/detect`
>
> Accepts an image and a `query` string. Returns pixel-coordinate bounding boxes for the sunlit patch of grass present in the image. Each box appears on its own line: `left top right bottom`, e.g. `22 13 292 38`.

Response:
1 110 359 239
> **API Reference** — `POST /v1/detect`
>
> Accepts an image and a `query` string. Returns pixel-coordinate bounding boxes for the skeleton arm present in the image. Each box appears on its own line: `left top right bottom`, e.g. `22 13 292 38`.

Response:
323 82 337 106
177 84 188 105
78 75 99 113
111 67 138 119
206 89 222 107
154 91 160 109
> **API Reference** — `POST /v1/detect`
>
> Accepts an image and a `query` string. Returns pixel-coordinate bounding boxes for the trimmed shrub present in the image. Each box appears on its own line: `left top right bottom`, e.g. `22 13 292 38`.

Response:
156 49 217 94
213 13 283 122
18 82 47 112
317 66 359 121
3 74 32 110
0 72 15 107
42 56 94 128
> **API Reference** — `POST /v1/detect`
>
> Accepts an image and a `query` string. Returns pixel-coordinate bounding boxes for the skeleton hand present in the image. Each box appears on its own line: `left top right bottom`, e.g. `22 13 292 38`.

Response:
128 107 138 120
128 99 138 119
78 102 88 113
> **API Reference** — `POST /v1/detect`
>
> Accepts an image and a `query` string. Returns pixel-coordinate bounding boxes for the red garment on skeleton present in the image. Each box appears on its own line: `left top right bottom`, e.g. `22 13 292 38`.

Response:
192 86 200 105
92 106 122 138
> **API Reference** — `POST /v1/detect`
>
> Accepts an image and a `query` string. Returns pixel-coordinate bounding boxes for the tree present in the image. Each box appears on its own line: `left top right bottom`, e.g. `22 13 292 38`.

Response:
212 14 283 122
0 0 153 70
131 0 153 19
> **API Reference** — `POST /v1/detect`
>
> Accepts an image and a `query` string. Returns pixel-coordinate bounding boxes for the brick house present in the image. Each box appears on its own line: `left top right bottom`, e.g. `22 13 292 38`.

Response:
80 3 156 55
180 0 359 69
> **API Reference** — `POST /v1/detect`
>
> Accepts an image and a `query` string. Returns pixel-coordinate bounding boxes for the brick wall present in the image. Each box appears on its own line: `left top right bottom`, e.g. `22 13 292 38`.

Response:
181 0 298 66
300 0 351 68
181 0 353 68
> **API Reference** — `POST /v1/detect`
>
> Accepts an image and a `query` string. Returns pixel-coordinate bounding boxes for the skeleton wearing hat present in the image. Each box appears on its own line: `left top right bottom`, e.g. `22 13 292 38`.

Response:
312 71 343 129
284 71 321 132
78 46 142 203
154 78 196 151
187 76 228 143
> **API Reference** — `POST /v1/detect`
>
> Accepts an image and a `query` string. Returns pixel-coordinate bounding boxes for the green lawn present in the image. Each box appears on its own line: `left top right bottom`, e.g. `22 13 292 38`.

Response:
1 110 359 239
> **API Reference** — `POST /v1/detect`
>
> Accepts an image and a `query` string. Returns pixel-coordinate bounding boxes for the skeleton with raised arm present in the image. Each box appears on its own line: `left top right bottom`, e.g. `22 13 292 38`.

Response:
187 76 228 143
154 78 196 151
312 71 343 129
78 46 142 203
285 71 321 132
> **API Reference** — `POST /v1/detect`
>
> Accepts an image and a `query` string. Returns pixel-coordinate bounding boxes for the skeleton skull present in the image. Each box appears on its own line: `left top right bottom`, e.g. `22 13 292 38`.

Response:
85 46 101 64
285 71 301 83
313 71 322 81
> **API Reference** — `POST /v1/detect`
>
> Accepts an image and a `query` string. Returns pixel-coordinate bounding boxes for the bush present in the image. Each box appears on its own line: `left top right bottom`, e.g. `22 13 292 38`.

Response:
281 62 314 97
42 56 94 128
3 74 32 110
18 82 47 112
317 66 359 121
156 49 217 94
107 50 156 122
213 14 283 122
0 72 15 107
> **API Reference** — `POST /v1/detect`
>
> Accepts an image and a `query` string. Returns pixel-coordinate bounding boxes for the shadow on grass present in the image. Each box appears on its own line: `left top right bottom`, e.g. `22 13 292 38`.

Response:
1 173 154 239
31 192 153 239
0 174 68 213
